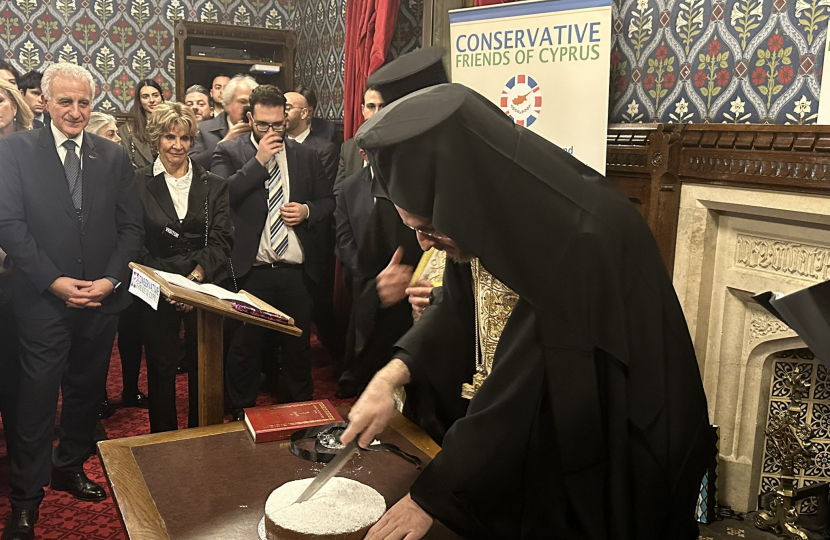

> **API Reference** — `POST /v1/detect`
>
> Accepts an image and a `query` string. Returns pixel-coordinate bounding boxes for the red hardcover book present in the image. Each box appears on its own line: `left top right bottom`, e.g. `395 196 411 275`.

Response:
243 400 343 443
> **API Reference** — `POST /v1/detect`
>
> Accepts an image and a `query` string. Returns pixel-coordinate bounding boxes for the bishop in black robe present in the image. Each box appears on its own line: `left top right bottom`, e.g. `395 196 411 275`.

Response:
345 83 713 540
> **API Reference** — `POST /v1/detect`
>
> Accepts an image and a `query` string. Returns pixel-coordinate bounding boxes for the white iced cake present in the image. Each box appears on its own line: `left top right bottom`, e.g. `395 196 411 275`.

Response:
261 477 386 540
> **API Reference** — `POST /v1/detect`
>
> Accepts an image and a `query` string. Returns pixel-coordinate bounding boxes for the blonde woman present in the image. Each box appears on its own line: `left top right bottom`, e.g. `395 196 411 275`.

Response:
136 102 232 432
0 79 33 136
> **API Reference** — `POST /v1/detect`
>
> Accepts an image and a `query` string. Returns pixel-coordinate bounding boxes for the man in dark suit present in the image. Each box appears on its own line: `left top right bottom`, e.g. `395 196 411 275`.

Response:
335 162 373 277
212 85 334 416
285 86 339 186
211 74 229 116
18 71 48 129
285 85 341 359
0 63 143 540
334 85 385 194
334 49 448 398
190 74 257 170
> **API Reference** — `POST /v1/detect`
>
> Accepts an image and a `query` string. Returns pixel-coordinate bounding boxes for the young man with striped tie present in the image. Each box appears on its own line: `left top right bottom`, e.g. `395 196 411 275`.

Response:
211 85 334 418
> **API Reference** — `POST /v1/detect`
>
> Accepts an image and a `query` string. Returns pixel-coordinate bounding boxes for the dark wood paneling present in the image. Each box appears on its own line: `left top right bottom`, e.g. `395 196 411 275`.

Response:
607 123 830 275
173 22 295 102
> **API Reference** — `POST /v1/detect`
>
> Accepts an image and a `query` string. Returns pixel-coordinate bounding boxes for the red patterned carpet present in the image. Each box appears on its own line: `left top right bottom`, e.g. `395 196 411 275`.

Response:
0 332 352 539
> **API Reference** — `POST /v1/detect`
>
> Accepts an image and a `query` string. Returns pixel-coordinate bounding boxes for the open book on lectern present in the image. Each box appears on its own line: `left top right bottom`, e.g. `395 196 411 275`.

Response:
752 279 830 366
129 264 292 326
153 270 292 325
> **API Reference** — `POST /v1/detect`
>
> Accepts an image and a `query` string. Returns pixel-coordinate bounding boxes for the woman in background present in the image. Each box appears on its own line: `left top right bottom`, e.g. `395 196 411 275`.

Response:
0 79 32 464
116 80 164 411
136 102 232 432
0 80 31 136
86 112 121 144
118 79 162 169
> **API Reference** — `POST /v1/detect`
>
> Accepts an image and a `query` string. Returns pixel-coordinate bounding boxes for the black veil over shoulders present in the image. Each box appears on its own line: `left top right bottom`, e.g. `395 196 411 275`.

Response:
356 83 712 540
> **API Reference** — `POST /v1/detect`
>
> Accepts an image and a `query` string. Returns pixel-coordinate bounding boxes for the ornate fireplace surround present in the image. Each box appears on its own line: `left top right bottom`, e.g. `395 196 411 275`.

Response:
607 123 830 512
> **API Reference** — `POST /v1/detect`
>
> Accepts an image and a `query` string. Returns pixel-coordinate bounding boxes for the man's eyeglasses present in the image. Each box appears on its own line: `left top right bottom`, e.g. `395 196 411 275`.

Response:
253 121 286 133
406 224 443 240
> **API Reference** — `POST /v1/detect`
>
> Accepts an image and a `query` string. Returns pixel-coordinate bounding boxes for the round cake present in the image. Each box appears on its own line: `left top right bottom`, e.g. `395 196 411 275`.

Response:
260 477 386 540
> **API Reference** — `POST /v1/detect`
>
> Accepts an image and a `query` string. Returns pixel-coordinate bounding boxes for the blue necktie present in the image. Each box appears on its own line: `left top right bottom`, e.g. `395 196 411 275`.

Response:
62 140 82 214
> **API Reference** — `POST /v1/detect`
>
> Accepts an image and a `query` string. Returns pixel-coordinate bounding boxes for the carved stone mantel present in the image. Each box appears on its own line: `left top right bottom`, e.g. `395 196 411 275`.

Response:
672 183 830 512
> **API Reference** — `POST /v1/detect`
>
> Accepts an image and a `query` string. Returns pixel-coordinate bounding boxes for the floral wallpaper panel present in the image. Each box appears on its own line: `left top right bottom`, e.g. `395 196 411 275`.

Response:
0 0 348 119
610 0 827 125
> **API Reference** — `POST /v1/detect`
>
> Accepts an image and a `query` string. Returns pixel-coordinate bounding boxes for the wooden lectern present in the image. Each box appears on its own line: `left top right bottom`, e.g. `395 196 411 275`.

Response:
128 263 301 426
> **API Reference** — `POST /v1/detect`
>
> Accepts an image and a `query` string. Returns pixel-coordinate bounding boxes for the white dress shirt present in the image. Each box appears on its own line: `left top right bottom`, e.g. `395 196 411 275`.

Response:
153 157 193 220
52 122 83 169
289 126 311 144
251 134 304 265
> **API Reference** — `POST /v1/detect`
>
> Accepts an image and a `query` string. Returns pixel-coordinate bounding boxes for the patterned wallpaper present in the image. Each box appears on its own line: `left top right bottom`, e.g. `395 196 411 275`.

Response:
0 0 423 120
0 0 348 119
5 0 825 124
610 0 828 124
390 0 424 59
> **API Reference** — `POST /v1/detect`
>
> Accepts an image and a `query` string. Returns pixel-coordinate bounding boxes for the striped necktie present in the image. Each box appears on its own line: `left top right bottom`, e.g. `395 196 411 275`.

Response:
267 158 289 257
62 140 83 214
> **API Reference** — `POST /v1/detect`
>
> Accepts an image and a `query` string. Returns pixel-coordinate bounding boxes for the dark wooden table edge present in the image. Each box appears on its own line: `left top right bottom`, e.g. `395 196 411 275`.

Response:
98 413 441 540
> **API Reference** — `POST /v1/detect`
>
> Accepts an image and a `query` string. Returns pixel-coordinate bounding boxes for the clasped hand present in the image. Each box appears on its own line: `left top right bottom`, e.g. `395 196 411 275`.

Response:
280 202 308 227
49 276 114 309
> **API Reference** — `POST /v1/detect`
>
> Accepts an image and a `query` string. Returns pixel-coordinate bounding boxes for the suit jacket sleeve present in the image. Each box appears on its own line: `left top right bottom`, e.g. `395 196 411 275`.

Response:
194 179 234 282
103 147 144 284
332 143 346 195
211 142 269 209
334 187 358 272
319 142 339 189
299 151 335 228
0 138 63 293
190 132 213 170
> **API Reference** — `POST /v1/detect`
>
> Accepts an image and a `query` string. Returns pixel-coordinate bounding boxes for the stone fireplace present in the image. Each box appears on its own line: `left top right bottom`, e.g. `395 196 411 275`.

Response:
672 183 830 513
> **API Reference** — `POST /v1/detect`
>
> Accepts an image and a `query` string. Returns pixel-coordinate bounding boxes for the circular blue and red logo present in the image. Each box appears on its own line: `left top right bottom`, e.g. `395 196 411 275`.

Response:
500 74 542 127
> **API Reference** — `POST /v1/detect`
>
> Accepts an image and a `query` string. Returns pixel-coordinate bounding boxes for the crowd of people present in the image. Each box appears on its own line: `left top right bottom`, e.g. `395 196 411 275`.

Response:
0 48 713 540
0 58 438 540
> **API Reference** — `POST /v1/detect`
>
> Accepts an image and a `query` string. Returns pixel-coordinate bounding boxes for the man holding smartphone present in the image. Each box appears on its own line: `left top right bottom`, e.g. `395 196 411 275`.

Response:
211 85 334 417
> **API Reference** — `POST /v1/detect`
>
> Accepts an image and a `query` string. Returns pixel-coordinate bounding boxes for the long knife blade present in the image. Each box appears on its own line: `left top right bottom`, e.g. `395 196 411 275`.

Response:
294 441 359 504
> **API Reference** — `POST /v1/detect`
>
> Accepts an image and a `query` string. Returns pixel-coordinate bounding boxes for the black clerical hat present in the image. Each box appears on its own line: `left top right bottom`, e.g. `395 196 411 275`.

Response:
355 83 467 150
366 47 449 104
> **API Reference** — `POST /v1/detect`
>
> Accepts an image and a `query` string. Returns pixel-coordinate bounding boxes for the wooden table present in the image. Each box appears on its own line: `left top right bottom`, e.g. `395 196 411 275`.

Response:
98 412 455 540
129 263 301 426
